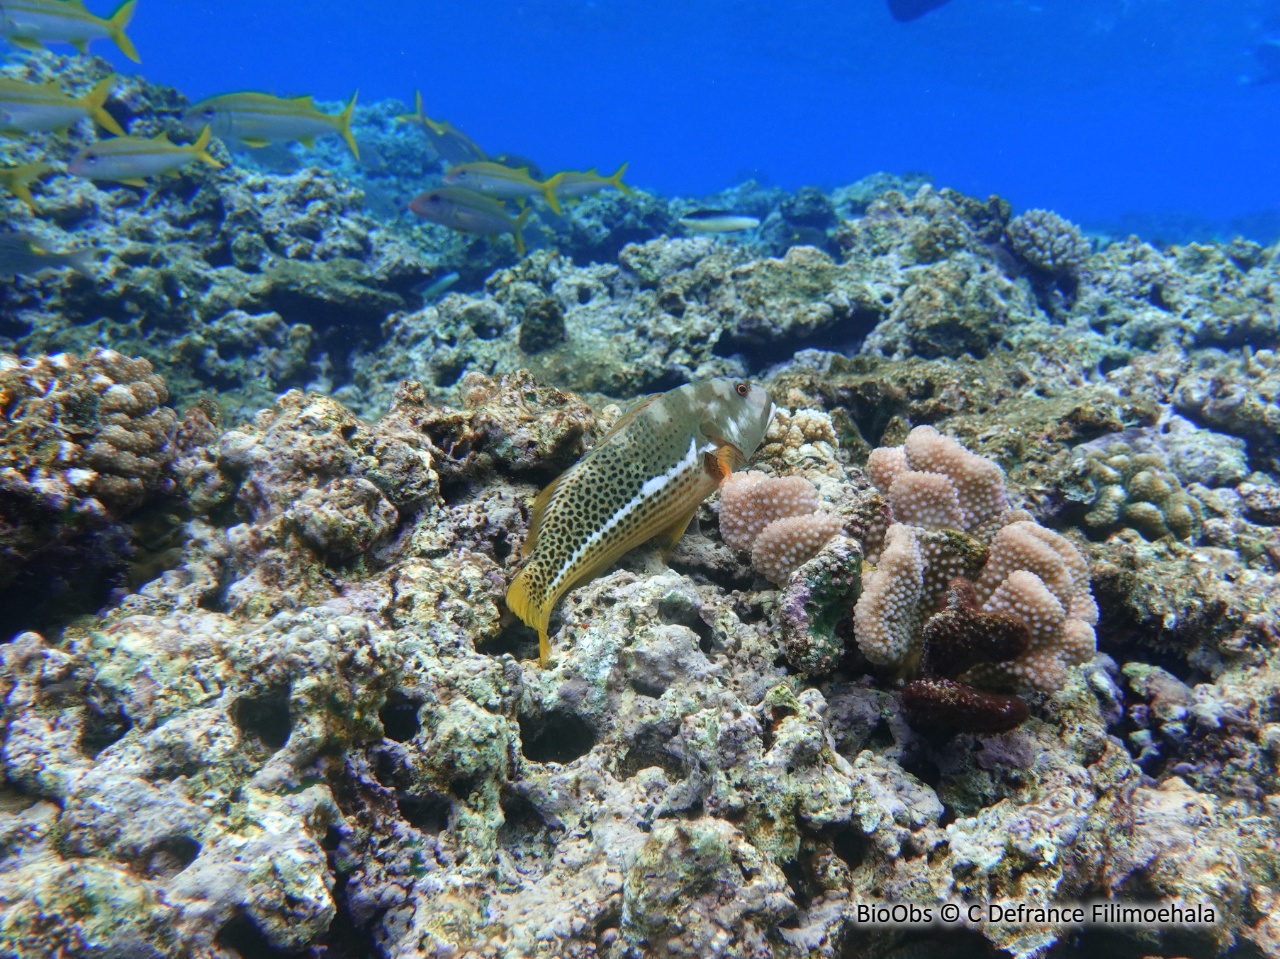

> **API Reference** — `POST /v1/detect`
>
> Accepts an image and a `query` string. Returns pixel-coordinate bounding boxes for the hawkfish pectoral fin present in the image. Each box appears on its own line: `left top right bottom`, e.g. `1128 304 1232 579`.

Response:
119 177 149 187
240 137 271 148
655 505 700 557
700 432 747 482
9 37 44 51
298 136 315 148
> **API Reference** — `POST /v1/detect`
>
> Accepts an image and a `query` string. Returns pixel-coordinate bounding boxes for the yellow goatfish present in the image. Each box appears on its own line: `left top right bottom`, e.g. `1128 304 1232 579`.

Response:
396 90 486 165
444 161 564 215
0 75 125 136
507 378 776 665
182 91 360 159
0 231 92 277
68 125 222 185
409 186 532 256
0 0 139 62
551 162 632 201
0 161 53 209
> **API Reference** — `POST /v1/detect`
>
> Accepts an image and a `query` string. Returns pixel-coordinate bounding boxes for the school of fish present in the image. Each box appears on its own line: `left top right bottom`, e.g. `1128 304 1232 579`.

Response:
0 1 775 665
0 1 664 274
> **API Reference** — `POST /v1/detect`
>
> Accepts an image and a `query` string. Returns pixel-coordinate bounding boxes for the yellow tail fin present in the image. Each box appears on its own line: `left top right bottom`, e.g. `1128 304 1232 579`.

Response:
0 162 52 211
337 90 360 160
108 0 140 63
506 566 550 665
82 76 125 136
541 172 564 215
191 125 223 168
395 90 422 125
608 161 632 195
512 206 532 257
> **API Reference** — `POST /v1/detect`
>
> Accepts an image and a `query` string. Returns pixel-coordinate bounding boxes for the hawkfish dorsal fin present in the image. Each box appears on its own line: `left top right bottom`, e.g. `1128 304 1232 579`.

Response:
592 393 661 448
522 471 571 557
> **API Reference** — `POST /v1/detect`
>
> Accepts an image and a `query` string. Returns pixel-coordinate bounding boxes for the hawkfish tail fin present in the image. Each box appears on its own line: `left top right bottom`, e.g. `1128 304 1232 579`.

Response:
337 91 360 160
505 567 550 666
83 76 125 136
512 205 532 257
540 172 564 215
608 161 632 195
191 125 223 168
108 0 140 63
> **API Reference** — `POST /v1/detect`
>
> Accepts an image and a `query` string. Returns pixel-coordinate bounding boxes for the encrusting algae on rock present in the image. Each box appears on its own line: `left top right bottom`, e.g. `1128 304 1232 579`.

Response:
507 377 775 665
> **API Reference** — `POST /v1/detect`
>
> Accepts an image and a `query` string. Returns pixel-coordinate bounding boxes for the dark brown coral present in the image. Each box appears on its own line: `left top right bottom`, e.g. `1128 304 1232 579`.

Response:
902 677 1030 734
902 576 1031 735
920 577 1028 678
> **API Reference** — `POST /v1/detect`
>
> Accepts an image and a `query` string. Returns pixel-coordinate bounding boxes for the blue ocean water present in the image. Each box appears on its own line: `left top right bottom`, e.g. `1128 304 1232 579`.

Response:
88 0 1280 241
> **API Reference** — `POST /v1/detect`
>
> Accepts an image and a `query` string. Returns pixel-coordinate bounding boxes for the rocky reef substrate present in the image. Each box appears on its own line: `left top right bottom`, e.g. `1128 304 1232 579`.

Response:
2 51 1280 959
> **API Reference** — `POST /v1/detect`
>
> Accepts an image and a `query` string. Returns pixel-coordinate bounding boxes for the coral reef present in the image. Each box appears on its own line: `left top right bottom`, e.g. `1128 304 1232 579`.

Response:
854 427 1097 695
776 535 863 675
1005 208 1092 277
2 60 1280 956
0 361 1277 959
0 349 177 635
718 469 845 585
1067 439 1205 541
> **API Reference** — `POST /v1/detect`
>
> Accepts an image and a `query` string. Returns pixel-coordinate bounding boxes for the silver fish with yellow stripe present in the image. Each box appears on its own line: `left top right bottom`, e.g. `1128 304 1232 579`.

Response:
0 75 124 136
507 378 776 665
0 0 140 62
182 91 360 159
68 125 222 185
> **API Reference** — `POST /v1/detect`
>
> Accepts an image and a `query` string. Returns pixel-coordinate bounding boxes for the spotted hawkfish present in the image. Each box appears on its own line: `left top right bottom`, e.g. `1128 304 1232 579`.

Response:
507 378 776 666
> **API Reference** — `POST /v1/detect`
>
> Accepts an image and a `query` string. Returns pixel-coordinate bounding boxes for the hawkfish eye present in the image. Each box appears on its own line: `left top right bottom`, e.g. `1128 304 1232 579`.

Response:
735 381 749 397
